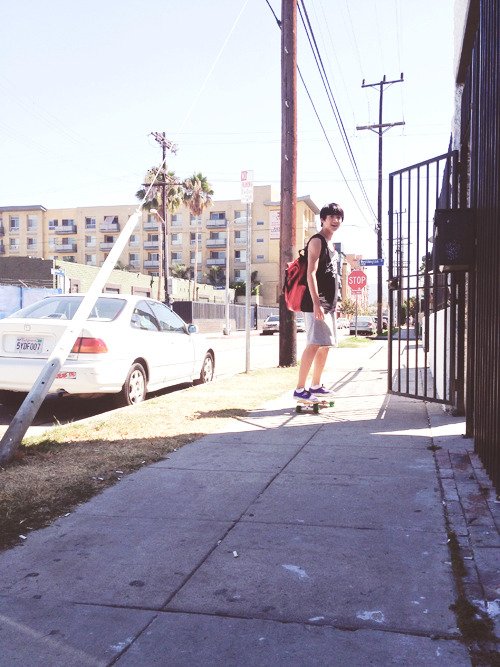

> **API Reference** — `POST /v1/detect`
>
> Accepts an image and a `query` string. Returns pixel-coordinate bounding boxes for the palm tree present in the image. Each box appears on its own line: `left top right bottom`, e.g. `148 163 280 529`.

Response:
136 167 183 298
171 263 191 279
183 172 214 300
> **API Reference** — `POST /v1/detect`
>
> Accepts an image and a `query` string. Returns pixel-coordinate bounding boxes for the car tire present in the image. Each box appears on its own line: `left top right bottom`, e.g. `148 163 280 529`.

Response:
195 353 215 384
115 363 147 407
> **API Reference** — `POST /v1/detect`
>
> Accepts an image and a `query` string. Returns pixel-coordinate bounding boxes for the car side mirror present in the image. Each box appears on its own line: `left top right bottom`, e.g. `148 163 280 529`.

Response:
187 324 198 334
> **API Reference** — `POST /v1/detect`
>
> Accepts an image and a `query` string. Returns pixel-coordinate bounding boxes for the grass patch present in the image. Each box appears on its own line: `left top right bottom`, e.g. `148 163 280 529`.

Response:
338 336 375 348
0 366 297 552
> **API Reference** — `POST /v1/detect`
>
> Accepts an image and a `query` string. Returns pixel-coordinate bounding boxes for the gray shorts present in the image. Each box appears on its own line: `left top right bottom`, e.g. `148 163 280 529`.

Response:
304 311 338 346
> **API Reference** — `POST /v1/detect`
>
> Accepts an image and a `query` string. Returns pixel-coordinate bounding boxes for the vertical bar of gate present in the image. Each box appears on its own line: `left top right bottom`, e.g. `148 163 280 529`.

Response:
397 173 403 392
433 161 440 400
415 166 421 396
406 172 412 394
423 162 430 398
388 174 394 393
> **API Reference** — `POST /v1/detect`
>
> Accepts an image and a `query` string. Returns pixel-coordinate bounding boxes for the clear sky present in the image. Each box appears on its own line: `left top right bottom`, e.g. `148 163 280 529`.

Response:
1 0 455 258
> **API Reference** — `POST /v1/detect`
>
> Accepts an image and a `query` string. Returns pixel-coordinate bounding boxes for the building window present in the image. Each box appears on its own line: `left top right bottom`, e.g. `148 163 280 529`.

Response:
62 256 75 262
234 210 245 219
234 230 247 241
129 234 139 245
171 214 182 223
256 254 265 260
172 233 182 245
85 235 96 247
27 215 38 230
171 252 182 261
256 220 264 225
27 238 37 250
234 269 247 280
49 219 58 229
9 216 20 231
256 238 264 242
85 254 96 265
85 217 96 229
129 253 139 265
9 238 20 250
234 250 246 261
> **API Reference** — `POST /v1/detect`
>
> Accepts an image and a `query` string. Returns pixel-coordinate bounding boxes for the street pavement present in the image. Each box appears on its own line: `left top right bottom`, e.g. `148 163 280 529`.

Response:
0 342 498 666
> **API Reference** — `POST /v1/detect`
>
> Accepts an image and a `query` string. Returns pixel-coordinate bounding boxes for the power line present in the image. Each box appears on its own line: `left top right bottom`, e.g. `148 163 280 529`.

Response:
264 0 377 233
298 0 378 225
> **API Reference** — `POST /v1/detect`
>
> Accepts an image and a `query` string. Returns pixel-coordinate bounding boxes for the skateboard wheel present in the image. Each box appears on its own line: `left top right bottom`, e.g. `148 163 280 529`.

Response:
295 405 302 413
313 403 319 414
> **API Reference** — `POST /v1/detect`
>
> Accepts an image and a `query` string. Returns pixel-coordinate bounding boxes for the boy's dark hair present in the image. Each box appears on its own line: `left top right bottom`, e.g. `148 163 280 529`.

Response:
320 202 344 221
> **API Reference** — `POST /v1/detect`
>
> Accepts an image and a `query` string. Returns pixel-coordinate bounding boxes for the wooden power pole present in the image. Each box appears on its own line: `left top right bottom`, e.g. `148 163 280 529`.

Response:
356 74 404 335
279 0 297 367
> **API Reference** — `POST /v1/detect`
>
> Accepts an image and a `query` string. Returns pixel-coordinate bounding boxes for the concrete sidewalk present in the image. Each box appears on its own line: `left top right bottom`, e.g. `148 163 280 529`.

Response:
0 343 497 665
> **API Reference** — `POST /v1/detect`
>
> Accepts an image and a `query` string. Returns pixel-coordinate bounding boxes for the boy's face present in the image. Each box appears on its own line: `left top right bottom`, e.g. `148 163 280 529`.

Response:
322 214 342 232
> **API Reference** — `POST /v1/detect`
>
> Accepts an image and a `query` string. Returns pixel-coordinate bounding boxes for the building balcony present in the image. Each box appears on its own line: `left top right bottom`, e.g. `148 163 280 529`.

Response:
207 258 226 266
9 245 20 253
55 224 77 234
9 227 20 234
99 222 120 232
100 242 114 250
233 259 247 268
234 237 247 245
129 240 140 247
233 216 248 225
144 241 159 249
206 238 227 247
207 219 227 228
129 260 140 268
27 244 38 252
143 220 159 230
144 259 159 268
54 243 77 252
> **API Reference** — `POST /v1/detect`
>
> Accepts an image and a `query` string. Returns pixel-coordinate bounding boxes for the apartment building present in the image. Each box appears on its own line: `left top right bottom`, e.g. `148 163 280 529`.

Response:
0 186 319 306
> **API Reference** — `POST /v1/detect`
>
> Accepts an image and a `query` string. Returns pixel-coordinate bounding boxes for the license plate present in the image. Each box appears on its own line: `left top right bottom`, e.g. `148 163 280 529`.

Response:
56 371 76 380
16 337 44 353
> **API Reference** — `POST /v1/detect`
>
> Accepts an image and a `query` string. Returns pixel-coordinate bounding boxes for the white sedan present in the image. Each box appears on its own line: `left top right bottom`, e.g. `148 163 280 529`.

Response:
0 294 215 407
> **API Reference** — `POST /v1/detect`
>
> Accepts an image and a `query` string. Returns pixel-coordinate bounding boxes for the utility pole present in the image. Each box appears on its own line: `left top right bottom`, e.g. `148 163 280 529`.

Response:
356 74 404 335
279 0 297 367
150 131 178 305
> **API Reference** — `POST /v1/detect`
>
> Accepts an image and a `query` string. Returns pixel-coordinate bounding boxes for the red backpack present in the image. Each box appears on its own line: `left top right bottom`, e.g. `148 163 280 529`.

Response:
283 248 307 312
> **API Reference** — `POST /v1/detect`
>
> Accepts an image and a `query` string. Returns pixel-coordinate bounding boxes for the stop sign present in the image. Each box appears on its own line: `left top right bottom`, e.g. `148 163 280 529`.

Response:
348 270 367 290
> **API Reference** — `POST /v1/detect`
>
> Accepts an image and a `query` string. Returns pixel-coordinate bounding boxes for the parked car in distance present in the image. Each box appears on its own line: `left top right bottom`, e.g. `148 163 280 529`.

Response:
0 294 215 407
336 317 350 330
262 313 306 335
373 315 389 329
262 315 280 335
349 316 376 336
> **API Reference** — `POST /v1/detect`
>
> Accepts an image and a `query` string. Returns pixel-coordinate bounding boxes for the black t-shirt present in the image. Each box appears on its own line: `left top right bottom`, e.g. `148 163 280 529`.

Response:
300 233 339 314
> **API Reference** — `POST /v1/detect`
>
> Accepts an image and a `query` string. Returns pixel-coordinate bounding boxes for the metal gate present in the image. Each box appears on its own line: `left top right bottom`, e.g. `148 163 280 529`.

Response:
387 150 465 409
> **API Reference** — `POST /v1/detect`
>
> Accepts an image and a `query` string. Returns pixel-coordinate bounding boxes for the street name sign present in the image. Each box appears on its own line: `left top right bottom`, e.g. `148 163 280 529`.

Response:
360 258 384 266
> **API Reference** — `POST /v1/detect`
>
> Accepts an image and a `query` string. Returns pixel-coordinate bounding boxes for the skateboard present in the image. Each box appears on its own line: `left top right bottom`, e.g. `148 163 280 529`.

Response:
295 398 334 414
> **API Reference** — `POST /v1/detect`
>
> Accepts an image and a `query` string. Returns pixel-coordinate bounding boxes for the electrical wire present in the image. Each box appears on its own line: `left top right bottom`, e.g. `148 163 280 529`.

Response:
298 0 378 226
265 0 376 233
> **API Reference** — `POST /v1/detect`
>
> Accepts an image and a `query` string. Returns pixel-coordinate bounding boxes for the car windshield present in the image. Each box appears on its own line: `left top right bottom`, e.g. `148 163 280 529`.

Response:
267 316 279 322
352 317 373 324
9 296 126 321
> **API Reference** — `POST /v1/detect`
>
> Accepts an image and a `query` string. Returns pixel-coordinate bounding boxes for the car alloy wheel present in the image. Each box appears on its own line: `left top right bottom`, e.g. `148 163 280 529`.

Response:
197 353 214 384
117 362 147 407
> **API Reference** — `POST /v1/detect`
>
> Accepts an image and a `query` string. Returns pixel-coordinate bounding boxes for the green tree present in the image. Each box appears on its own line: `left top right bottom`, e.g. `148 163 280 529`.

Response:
183 172 214 299
171 263 191 279
340 298 356 318
206 266 223 286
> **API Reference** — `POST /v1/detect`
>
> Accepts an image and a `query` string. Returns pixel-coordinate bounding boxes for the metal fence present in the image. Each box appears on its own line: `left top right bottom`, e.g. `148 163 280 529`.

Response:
460 0 500 492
